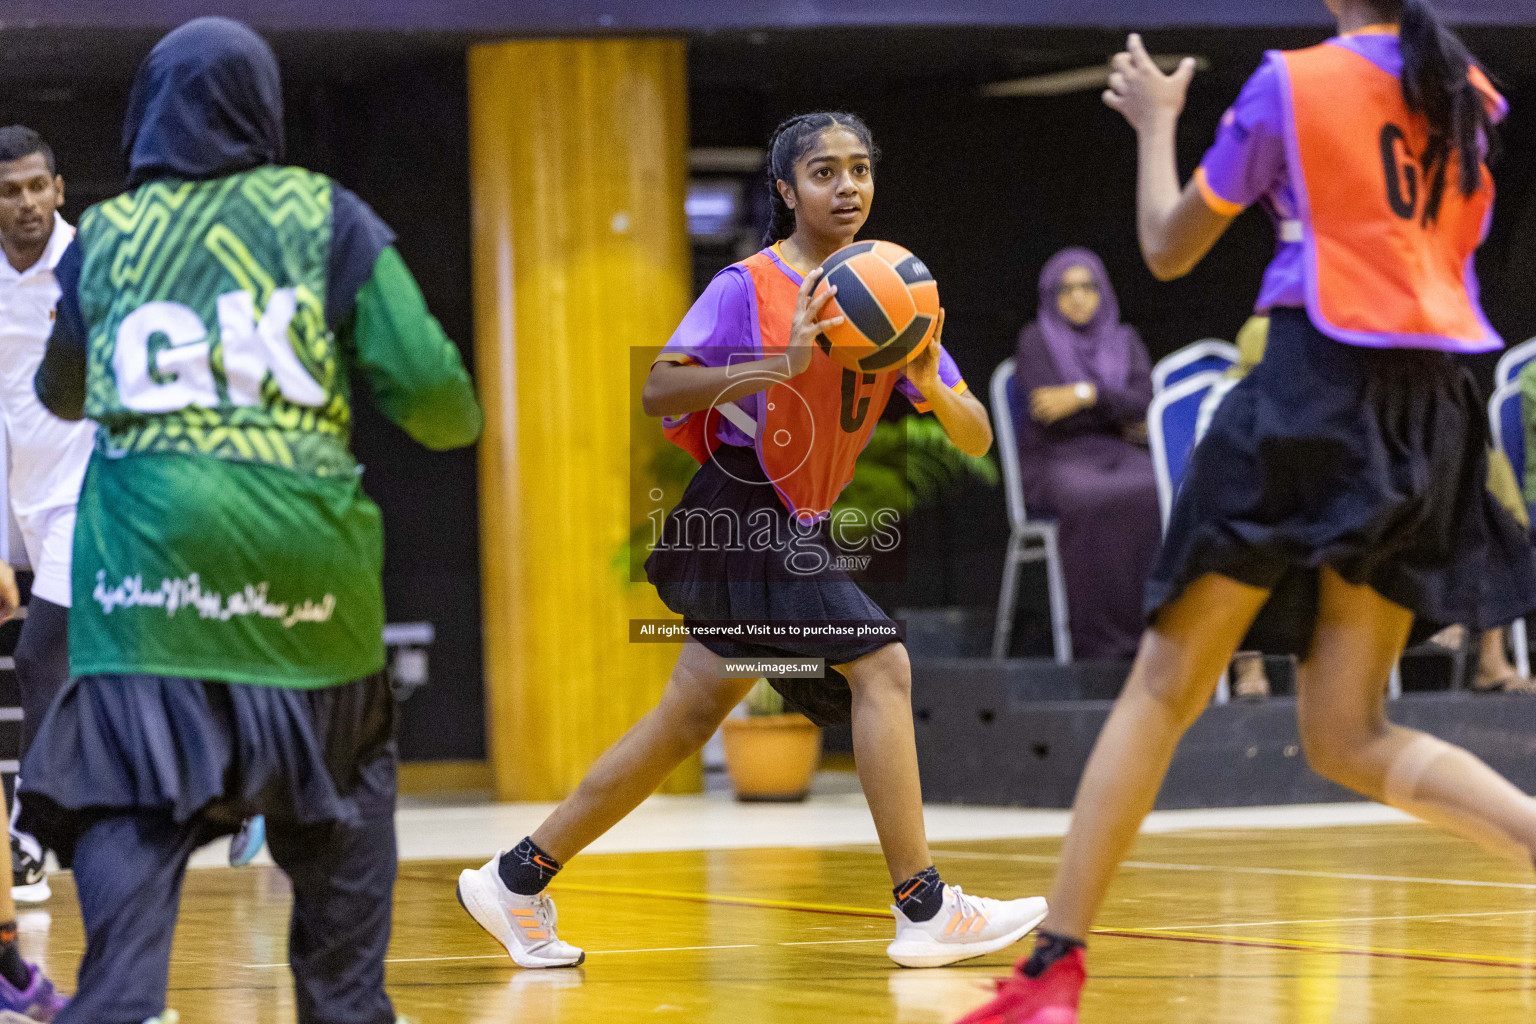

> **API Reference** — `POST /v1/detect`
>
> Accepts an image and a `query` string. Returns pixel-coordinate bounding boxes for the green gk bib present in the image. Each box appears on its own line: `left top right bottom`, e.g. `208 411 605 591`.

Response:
71 166 385 687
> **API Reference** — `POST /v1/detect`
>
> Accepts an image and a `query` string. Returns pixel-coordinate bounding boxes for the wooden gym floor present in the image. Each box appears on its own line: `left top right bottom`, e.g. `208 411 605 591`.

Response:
16 820 1536 1022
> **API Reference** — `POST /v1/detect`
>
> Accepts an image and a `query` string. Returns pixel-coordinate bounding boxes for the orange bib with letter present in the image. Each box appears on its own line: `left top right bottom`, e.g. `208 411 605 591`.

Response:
1275 41 1502 351
663 249 898 520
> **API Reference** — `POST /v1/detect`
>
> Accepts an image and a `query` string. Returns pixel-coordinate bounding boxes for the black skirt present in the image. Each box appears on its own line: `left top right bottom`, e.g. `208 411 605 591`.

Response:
645 443 896 725
17 673 396 864
1147 307 1536 653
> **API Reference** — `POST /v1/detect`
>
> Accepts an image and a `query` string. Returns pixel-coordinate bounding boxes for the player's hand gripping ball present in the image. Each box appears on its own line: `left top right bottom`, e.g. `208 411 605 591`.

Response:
812 241 940 373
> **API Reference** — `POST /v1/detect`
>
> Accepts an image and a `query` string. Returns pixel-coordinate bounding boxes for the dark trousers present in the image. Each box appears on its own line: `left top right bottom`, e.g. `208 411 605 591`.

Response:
57 756 398 1024
11 596 69 851
14 595 69 757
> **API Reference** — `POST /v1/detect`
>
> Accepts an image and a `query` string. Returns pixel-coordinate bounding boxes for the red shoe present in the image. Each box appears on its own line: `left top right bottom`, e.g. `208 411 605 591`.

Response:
951 947 1084 1024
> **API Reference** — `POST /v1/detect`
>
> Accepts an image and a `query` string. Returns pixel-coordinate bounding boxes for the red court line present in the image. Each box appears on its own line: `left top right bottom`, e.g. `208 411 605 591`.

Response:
506 876 1536 972
1093 929 1535 972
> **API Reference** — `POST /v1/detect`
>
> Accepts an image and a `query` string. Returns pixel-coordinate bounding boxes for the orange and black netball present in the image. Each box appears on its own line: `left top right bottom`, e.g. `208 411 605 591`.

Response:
812 240 939 372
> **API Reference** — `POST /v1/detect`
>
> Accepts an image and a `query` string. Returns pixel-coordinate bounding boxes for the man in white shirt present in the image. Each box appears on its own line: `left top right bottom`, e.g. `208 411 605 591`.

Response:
0 125 76 1016
0 127 93 908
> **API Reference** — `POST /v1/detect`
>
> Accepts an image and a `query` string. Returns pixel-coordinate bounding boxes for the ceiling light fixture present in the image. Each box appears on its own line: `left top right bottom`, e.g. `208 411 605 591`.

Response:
981 55 1211 98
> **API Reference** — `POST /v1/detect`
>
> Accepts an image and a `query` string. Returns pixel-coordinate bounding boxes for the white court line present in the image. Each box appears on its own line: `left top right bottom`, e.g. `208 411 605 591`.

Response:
242 955 508 968
1141 908 1536 932
927 848 1536 891
780 938 888 946
588 943 757 956
246 937 887 969
380 795 1415 863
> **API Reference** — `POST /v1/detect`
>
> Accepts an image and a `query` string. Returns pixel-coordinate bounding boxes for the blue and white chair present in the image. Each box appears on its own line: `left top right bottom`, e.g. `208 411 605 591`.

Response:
1489 380 1530 679
1152 339 1239 394
988 358 1072 664
1148 370 1237 702
1149 369 1426 699
1495 336 1536 390
1147 370 1223 529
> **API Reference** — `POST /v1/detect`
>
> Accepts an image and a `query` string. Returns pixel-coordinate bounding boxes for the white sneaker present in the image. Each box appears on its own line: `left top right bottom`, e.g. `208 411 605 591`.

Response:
10 834 49 905
886 885 1048 968
457 854 585 968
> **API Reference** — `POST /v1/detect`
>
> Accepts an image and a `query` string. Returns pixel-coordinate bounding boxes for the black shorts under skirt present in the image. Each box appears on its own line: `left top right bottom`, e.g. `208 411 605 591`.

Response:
1147 307 1536 654
17 672 395 864
645 443 897 725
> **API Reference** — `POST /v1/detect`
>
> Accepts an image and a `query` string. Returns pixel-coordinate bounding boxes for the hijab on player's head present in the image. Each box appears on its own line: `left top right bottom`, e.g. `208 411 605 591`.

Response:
122 17 284 187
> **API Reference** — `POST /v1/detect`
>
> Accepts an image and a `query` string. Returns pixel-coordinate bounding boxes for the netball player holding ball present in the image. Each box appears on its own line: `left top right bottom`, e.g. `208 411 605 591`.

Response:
957 2 1536 1022
458 111 1048 970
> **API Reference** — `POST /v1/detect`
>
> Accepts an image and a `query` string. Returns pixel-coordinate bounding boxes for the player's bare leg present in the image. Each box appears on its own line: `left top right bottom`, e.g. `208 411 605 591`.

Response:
955 572 1267 1023
458 640 751 967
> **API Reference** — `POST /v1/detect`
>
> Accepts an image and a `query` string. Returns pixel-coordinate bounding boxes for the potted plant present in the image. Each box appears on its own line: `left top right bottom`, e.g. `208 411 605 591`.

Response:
720 678 823 802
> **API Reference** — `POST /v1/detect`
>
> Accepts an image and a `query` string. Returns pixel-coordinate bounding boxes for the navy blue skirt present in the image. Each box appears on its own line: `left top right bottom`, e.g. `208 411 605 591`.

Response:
1148 307 1536 652
645 443 897 725
17 673 395 864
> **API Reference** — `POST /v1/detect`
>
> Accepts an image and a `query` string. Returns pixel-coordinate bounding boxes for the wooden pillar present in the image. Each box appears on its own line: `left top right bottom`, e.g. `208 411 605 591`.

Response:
469 38 697 800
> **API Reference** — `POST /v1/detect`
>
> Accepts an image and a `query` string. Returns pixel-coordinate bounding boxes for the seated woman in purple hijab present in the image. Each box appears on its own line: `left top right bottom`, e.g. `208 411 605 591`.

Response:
1014 248 1161 659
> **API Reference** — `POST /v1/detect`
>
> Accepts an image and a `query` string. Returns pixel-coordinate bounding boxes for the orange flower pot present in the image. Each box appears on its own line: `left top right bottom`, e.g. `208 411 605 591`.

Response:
721 714 822 802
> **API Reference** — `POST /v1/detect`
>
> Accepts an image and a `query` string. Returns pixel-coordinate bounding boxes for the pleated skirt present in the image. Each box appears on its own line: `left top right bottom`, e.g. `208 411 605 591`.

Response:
18 672 395 863
645 443 898 725
1147 308 1536 652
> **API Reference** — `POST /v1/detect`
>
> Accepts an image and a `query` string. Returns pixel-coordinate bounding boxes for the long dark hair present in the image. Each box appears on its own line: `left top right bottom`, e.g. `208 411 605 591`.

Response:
763 112 879 245
1384 0 1498 222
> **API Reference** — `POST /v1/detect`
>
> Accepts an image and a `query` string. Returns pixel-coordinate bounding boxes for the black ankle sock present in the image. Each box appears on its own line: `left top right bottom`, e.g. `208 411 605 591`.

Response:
0 922 28 990
893 865 946 923
498 837 564 896
1023 930 1085 978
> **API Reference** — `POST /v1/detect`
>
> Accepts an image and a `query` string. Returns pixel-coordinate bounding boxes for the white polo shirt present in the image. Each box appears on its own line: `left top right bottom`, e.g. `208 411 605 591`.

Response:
0 213 95 595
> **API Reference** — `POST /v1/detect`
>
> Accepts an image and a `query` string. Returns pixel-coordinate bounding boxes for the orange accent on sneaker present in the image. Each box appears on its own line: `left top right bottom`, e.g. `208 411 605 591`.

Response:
942 908 991 937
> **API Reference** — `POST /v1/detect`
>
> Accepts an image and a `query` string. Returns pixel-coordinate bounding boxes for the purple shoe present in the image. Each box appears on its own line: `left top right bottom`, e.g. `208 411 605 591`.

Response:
0 961 67 1022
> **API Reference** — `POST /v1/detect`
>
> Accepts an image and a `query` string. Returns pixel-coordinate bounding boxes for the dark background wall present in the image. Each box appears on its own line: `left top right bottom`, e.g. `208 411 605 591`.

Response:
689 26 1536 649
0 38 484 760
1 0 1529 31
1 19 1531 750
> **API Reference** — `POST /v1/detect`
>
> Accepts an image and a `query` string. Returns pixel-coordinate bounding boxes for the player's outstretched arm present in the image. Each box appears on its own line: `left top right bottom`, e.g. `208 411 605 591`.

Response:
1103 33 1233 280
924 385 991 458
351 246 484 450
640 266 841 418
903 312 991 458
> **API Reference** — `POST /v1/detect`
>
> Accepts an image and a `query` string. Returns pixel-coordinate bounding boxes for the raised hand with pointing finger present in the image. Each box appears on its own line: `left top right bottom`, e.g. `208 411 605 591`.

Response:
1102 33 1198 133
